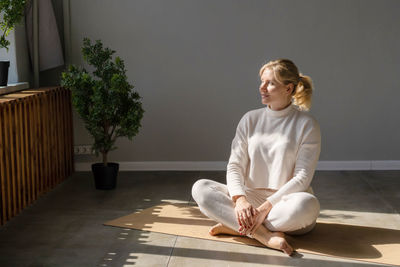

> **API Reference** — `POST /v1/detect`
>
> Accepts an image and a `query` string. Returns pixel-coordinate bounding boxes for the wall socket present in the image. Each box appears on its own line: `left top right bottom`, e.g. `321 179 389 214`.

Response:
74 145 95 155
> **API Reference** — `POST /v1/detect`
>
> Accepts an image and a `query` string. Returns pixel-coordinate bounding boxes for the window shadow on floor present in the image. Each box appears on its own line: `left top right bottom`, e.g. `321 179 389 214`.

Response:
102 229 387 266
104 201 400 266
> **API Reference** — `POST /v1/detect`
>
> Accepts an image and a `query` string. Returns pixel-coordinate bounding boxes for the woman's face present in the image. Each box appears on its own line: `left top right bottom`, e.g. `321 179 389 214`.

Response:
259 68 292 110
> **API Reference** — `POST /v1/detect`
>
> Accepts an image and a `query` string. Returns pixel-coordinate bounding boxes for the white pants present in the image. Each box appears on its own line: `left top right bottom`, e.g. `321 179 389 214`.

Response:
192 179 320 235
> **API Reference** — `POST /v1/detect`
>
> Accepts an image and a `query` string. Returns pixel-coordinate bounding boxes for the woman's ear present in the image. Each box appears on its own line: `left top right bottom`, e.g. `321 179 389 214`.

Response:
286 83 294 95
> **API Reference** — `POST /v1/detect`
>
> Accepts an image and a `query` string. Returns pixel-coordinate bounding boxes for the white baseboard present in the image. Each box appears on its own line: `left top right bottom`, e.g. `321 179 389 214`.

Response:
75 161 226 171
74 161 400 171
370 161 400 170
317 161 370 170
317 161 400 170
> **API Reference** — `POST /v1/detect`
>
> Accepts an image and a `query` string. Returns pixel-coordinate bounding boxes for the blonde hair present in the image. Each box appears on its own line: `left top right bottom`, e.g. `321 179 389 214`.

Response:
259 59 313 111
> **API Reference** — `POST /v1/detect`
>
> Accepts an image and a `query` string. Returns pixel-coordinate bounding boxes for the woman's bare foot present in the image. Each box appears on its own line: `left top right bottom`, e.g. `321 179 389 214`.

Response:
252 226 294 255
209 223 241 236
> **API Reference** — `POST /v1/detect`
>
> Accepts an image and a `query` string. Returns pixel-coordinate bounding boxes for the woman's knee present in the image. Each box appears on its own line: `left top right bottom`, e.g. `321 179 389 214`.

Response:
191 179 214 206
265 192 320 232
290 192 320 222
303 193 320 217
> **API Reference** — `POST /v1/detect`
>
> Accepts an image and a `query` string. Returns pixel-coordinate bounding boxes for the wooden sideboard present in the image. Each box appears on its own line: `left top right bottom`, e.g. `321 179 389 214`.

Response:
0 87 74 225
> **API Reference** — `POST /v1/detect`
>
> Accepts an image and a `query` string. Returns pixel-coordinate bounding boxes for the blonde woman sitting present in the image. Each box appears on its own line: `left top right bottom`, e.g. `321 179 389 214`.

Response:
192 59 321 255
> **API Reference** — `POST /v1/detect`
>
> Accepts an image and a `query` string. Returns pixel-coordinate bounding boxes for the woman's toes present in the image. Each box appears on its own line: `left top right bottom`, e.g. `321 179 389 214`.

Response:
280 240 294 255
209 223 222 236
209 227 217 236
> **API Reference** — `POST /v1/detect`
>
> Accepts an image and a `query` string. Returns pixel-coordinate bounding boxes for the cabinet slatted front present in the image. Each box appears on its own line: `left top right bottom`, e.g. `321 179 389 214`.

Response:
0 87 74 225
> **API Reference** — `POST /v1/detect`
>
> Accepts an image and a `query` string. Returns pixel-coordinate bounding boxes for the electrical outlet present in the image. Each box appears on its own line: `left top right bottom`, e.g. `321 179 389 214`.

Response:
74 145 94 155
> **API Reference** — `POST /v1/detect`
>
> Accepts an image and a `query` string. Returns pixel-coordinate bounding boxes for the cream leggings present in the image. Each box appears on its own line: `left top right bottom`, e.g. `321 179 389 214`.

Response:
192 179 320 235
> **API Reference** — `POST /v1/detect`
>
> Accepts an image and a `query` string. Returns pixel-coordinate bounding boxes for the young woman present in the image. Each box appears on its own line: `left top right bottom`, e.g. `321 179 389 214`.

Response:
192 59 321 255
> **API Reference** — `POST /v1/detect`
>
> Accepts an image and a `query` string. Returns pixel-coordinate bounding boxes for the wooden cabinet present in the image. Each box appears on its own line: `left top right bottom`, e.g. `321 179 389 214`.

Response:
0 87 74 225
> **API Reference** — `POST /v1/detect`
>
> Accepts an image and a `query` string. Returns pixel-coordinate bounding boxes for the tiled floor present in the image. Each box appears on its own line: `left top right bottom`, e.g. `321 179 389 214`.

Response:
0 170 399 266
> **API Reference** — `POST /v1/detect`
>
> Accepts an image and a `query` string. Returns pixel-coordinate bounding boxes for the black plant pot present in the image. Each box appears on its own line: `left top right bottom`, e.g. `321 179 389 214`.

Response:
91 162 119 190
0 61 10 86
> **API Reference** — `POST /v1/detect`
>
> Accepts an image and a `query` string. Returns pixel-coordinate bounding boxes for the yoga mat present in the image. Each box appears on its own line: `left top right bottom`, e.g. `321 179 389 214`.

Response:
104 203 400 266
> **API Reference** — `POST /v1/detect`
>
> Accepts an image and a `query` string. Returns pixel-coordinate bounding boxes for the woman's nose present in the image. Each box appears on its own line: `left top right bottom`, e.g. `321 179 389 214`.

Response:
260 83 267 92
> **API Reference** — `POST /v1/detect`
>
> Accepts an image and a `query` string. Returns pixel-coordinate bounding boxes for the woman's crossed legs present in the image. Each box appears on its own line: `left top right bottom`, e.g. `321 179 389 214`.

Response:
191 179 320 255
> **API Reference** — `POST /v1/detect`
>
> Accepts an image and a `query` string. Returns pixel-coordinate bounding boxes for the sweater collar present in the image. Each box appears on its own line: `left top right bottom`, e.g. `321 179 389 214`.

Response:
265 102 295 117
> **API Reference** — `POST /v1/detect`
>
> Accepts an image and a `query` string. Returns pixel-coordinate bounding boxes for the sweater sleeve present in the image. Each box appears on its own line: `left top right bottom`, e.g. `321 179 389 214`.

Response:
226 113 249 198
267 119 321 206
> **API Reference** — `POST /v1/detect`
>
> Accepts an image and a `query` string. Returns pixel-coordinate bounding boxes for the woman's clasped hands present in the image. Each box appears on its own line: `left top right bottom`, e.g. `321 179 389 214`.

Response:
234 195 271 236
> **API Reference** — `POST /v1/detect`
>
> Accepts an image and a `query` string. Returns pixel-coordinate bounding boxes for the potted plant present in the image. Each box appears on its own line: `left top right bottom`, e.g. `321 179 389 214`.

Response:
0 0 26 86
61 38 144 190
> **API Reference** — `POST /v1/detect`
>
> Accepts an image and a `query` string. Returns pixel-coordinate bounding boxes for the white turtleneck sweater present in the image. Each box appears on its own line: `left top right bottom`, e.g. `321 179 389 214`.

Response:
226 103 321 206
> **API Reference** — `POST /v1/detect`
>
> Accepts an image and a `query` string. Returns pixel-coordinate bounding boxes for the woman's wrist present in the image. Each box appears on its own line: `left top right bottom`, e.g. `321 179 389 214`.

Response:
257 200 272 213
233 195 246 203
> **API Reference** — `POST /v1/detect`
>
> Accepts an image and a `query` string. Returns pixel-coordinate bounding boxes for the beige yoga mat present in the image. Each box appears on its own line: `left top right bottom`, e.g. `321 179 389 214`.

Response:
104 203 400 266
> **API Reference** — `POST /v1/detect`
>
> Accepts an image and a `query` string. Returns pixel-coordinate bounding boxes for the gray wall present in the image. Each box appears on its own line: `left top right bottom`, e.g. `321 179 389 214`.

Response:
62 0 400 163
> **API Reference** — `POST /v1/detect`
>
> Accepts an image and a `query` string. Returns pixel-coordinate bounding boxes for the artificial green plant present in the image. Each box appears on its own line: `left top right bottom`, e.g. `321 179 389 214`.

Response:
61 38 144 166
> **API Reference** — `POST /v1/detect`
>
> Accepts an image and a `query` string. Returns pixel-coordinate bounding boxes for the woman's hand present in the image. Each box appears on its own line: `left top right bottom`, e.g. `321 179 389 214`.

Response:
234 196 258 233
247 200 273 236
246 209 269 235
